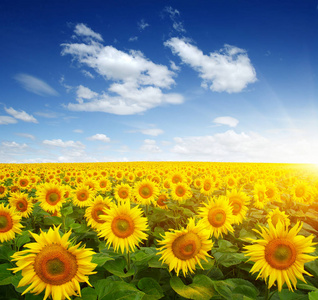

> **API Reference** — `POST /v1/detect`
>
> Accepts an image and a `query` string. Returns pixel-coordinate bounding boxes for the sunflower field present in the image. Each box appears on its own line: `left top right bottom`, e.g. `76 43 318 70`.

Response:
1 162 318 300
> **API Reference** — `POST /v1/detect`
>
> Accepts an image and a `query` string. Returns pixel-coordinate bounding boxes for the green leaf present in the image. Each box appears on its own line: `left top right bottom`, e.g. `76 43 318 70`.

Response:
104 257 135 278
0 263 13 286
213 252 246 267
137 277 164 300
170 275 215 300
61 204 73 216
0 245 15 262
306 259 318 277
224 278 259 298
239 228 258 242
309 290 318 300
297 283 317 291
43 216 62 225
15 230 31 249
74 287 97 300
91 253 114 267
278 289 308 300
95 279 144 300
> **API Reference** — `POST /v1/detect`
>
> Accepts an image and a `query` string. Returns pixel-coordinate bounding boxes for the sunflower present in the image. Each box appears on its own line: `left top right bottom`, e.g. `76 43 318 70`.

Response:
10 226 97 300
9 192 33 218
265 182 279 202
157 218 213 276
253 182 268 209
244 221 317 291
226 189 250 225
133 179 159 206
267 208 290 228
291 180 311 204
0 183 7 198
170 182 192 203
198 196 234 239
72 184 94 208
98 200 148 253
97 178 112 193
200 177 215 196
17 176 30 189
37 183 66 213
0 203 23 243
114 183 132 202
84 195 113 230
154 192 169 210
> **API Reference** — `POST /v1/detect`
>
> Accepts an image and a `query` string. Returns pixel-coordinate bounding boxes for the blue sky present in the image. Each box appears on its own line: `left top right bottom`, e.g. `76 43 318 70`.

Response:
1 0 318 163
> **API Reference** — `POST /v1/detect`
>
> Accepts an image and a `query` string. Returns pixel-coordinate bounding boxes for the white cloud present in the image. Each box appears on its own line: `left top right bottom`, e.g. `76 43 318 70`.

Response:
73 129 83 133
213 116 239 127
87 133 110 142
165 38 257 93
0 116 17 125
1 141 28 149
15 73 59 96
61 26 184 115
43 139 85 149
129 36 138 42
170 60 180 71
81 70 94 78
35 111 58 118
74 23 103 41
138 19 149 31
5 107 38 123
140 139 162 153
76 85 98 103
16 133 35 140
164 6 186 33
140 128 164 136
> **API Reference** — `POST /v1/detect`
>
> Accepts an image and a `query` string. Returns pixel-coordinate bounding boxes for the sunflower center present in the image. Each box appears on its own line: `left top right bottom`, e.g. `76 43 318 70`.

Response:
266 189 274 198
77 190 89 201
34 244 78 285
140 186 152 198
100 181 107 188
157 195 168 206
47 191 61 205
176 187 186 197
0 214 12 232
258 191 264 202
172 232 201 260
111 215 135 238
230 197 242 215
0 186 5 194
228 179 235 186
208 208 226 227
20 180 28 187
204 182 211 191
16 200 28 212
295 186 305 198
265 239 296 270
118 188 129 199
91 204 107 223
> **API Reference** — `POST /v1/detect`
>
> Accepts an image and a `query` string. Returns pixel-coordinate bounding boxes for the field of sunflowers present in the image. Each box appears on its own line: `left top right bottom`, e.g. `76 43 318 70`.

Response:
0 162 318 300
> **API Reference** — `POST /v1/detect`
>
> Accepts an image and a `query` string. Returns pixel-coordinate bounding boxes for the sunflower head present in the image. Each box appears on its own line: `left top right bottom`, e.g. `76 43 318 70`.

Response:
0 203 23 243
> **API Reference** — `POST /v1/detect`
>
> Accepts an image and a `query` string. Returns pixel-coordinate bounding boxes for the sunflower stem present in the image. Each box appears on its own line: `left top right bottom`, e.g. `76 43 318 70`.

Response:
268 289 278 300
264 287 269 300
126 251 131 271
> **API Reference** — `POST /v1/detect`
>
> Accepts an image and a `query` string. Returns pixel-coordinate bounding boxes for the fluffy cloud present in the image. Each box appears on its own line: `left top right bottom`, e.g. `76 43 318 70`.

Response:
0 116 17 125
87 134 110 142
74 23 103 41
213 116 239 127
140 139 162 153
15 73 59 96
61 24 183 115
5 107 38 123
140 128 164 136
43 139 85 149
165 38 257 93
164 6 186 33
138 19 149 31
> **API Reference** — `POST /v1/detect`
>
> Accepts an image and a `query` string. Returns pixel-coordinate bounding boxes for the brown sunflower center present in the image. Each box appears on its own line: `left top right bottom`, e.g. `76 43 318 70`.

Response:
111 215 135 238
139 186 152 198
172 232 201 260
0 186 5 194
176 186 186 197
295 186 305 198
228 179 235 186
258 191 264 202
34 244 78 285
0 214 12 232
46 191 61 205
100 181 107 188
20 179 28 187
204 182 211 191
118 188 129 199
91 204 107 223
16 199 28 212
77 190 89 201
157 195 168 206
229 196 243 215
265 239 296 270
266 188 275 198
208 208 226 227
